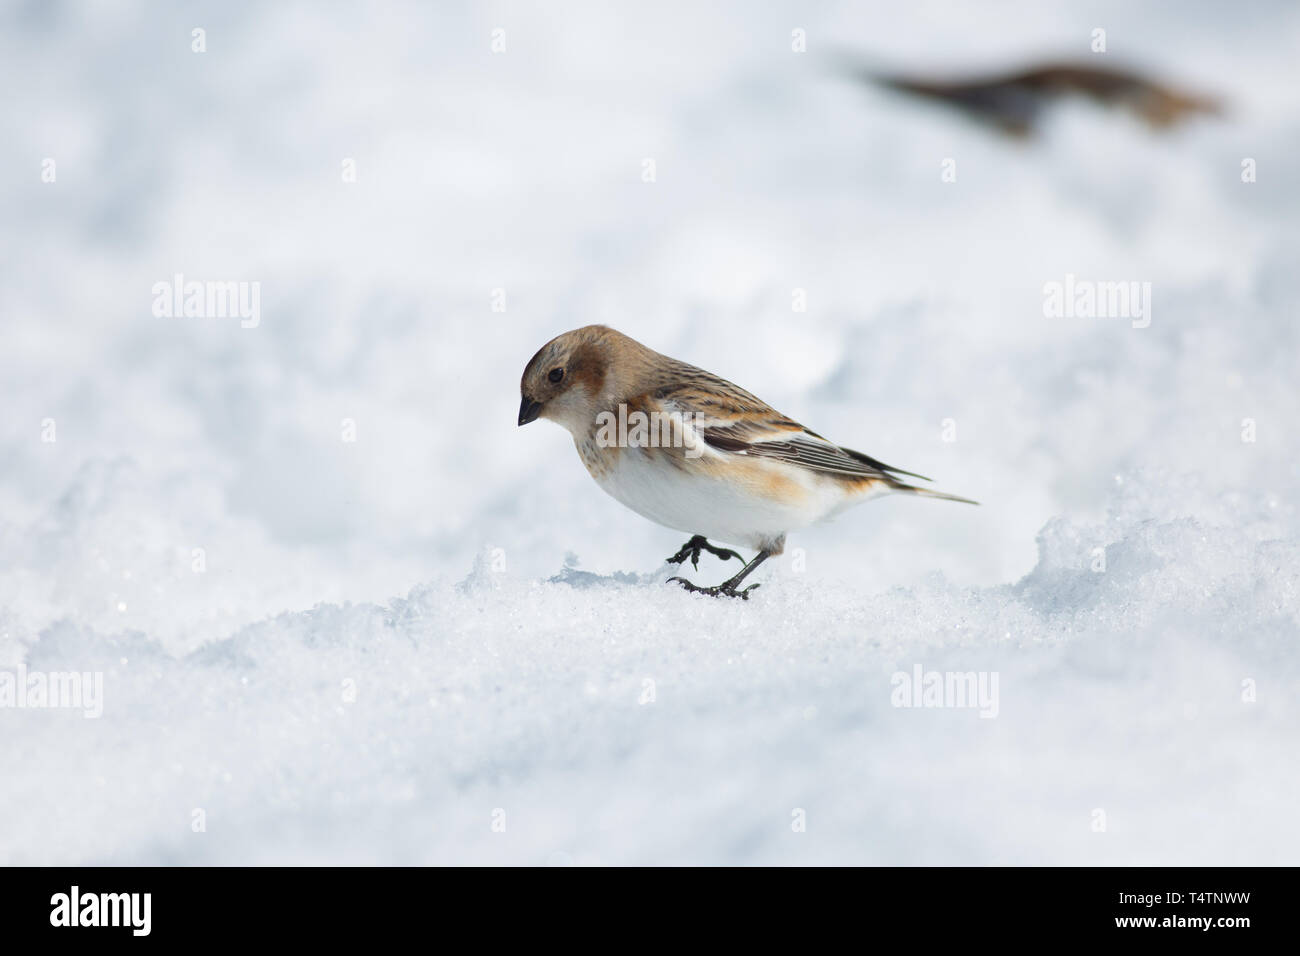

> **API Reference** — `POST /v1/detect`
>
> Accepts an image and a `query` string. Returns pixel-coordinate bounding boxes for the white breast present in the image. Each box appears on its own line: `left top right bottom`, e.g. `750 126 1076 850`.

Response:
575 435 865 553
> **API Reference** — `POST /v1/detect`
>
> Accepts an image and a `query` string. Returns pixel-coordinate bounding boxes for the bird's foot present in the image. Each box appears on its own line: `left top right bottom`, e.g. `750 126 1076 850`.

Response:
667 576 760 600
664 534 743 570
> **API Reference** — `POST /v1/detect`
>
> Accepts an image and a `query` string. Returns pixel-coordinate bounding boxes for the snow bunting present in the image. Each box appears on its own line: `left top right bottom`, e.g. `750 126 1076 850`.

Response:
519 325 976 598
852 59 1221 138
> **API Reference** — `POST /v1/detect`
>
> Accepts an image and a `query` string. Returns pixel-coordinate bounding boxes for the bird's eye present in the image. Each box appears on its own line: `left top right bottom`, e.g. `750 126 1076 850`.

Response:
548 367 564 383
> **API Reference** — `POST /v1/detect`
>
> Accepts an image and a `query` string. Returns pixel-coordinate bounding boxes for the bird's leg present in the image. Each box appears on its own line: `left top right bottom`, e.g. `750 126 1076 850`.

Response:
669 550 772 600
664 534 743 570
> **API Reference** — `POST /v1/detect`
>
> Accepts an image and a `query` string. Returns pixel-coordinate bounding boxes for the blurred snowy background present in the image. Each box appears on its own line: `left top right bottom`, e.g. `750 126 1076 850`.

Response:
1 0 1297 864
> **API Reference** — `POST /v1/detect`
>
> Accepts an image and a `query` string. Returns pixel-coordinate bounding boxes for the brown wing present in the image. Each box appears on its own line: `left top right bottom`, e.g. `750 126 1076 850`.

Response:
645 360 931 483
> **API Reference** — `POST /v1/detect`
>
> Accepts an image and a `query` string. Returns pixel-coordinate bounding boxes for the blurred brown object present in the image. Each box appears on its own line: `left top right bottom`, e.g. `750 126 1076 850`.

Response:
861 61 1223 137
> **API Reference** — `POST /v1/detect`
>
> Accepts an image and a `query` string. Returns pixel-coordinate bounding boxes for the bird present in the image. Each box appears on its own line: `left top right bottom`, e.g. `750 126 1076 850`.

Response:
518 325 976 598
846 58 1222 138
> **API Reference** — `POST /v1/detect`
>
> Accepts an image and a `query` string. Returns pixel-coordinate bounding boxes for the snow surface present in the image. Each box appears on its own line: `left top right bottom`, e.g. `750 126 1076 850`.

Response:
2 0 1298 864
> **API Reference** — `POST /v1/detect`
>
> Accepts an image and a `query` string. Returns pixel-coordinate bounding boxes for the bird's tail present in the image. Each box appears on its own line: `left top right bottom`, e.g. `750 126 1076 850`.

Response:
838 446 979 505
888 481 980 506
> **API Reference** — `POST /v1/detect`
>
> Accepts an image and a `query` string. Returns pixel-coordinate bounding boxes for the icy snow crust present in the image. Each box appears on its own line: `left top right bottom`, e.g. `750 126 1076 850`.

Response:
1 2 1297 864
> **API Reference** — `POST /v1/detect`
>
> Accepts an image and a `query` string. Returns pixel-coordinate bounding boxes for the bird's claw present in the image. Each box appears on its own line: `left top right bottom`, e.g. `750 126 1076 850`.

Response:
667 576 761 600
665 535 743 570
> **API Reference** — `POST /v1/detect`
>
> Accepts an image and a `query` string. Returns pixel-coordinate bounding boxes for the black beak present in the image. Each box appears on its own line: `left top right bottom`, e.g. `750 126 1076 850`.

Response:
518 395 543 426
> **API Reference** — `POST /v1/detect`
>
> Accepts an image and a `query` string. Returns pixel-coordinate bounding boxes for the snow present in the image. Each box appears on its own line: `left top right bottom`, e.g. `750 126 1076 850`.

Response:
2 0 1298 864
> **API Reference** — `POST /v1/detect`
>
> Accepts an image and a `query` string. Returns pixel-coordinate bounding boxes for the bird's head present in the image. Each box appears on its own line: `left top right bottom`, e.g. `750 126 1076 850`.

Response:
518 325 621 433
